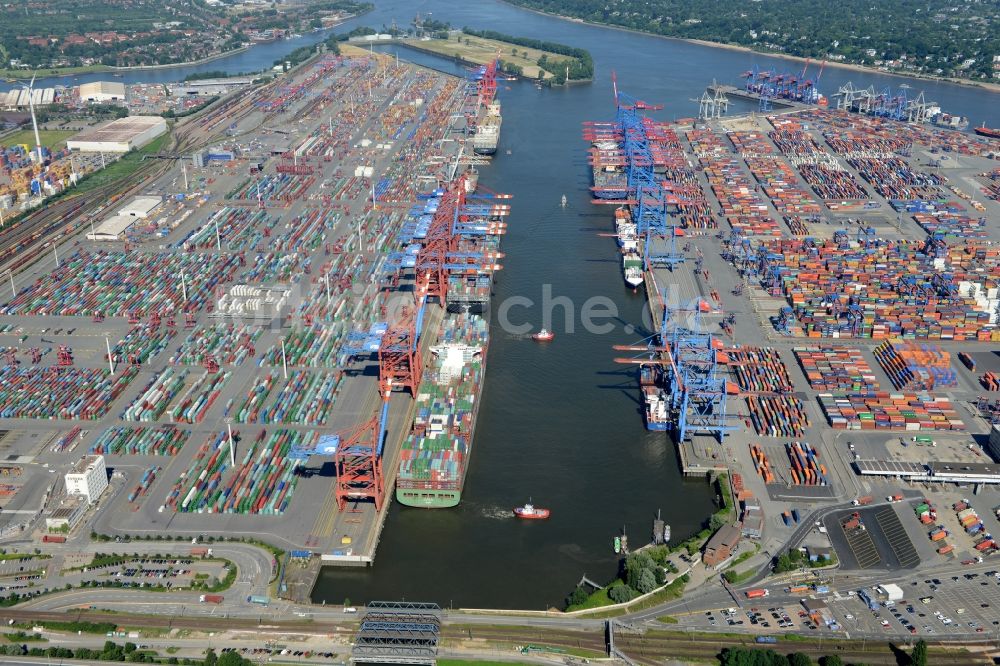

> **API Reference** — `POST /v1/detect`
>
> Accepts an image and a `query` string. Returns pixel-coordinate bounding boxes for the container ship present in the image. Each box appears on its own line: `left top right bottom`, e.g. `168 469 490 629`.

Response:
396 313 489 508
640 366 669 431
931 113 969 131
591 140 628 200
615 203 643 287
975 124 1000 140
472 102 502 155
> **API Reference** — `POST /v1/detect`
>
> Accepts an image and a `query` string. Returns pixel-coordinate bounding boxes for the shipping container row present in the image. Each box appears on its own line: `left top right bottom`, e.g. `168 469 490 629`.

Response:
0 250 242 317
752 236 1000 340
873 340 957 391
172 322 261 366
793 347 880 392
0 366 138 420
727 131 822 217
724 347 793 393
111 324 177 366
687 128 781 237
818 392 965 431
745 394 810 438
91 425 189 457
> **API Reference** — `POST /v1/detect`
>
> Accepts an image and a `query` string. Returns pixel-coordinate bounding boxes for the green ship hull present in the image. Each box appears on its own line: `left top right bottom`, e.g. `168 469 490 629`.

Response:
396 487 461 508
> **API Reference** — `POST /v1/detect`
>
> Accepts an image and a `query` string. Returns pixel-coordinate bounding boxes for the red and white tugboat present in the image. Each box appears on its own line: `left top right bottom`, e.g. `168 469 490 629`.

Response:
514 499 550 520
532 328 554 342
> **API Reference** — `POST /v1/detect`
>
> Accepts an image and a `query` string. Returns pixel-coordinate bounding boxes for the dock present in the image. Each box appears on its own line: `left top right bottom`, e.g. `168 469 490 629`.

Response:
707 84 813 111
0 47 498 584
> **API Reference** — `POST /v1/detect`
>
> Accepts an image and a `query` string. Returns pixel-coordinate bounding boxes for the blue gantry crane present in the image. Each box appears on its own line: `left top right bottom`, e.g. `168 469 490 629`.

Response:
612 81 685 270
614 292 732 441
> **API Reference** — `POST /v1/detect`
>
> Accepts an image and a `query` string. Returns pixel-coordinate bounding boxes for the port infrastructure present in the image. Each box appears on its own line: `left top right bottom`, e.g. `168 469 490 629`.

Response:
342 173 509 398
614 290 733 442
833 82 936 122
584 75 686 270
743 60 826 110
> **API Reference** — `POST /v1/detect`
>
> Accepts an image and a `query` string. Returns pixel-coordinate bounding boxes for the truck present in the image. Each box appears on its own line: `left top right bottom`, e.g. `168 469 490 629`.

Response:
247 595 270 606
200 594 224 604
190 547 211 557
786 585 810 594
852 496 873 506
937 544 954 555
41 535 66 543
745 589 769 599
886 494 904 503
930 530 948 542
963 557 984 565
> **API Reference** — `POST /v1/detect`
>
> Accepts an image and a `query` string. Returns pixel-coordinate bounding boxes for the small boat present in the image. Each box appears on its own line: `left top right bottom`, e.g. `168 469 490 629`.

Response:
514 500 550 519
613 536 621 554
532 329 554 341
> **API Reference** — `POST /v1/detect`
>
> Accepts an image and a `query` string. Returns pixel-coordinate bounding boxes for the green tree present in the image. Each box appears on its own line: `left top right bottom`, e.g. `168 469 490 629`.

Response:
819 656 843 666
636 569 657 594
607 584 635 603
911 639 927 666
789 653 812 666
565 586 589 608
204 648 218 666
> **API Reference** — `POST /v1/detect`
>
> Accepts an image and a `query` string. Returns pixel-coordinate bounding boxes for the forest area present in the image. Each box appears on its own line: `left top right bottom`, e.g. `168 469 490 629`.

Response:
504 0 1000 81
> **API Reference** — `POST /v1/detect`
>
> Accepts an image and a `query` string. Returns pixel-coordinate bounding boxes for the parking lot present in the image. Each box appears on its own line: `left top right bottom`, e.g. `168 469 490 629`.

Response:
688 603 813 634
829 570 1000 638
826 505 921 571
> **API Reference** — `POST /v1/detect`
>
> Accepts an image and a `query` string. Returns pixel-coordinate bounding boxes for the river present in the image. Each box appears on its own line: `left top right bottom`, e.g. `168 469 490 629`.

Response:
11 0 1000 610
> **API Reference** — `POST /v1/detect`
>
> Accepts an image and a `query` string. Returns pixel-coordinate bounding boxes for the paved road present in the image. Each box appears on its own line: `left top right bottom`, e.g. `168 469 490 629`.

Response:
14 540 274 607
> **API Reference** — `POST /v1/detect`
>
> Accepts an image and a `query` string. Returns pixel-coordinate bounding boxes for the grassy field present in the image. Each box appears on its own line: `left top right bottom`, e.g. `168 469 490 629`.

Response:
0 65 112 80
400 34 572 79
73 132 170 194
0 129 76 151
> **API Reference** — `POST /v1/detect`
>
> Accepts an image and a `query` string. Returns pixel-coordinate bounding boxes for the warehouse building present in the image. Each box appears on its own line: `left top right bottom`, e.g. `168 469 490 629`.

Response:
854 459 1000 484
79 81 126 104
67 116 167 153
65 455 108 504
86 196 163 241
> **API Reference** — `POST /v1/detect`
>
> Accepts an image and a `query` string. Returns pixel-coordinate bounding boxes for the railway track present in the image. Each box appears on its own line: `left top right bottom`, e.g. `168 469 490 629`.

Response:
0 609 991 664
0 85 260 281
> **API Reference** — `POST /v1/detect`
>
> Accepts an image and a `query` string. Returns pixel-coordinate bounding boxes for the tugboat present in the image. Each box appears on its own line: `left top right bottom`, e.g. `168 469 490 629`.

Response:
532 329 554 342
514 500 550 520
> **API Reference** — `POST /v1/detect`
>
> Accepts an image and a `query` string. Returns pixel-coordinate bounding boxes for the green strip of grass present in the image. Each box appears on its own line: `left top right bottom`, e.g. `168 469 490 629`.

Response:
73 132 170 194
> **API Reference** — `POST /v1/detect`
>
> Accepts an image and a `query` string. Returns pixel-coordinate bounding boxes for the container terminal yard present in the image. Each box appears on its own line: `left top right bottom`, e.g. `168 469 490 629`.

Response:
0 46 510 583
0 43 1000 666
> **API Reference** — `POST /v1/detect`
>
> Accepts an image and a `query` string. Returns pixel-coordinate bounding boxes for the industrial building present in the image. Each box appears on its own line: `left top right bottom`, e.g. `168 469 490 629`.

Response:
65 455 108 503
855 459 1000 484
86 196 163 241
79 81 127 104
702 523 743 567
45 495 86 531
67 116 167 153
168 77 253 97
1 87 56 109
